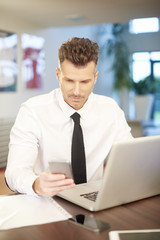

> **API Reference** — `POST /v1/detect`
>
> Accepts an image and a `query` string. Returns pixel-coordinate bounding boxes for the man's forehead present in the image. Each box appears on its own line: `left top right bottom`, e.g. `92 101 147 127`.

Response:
61 72 95 81
60 59 96 70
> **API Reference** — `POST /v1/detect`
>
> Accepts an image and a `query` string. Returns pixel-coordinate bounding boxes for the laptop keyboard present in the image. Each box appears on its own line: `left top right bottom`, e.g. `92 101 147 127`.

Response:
80 191 99 202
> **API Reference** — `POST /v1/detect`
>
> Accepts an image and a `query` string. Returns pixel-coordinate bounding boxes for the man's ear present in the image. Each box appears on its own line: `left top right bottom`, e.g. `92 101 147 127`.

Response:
56 67 60 82
94 70 99 85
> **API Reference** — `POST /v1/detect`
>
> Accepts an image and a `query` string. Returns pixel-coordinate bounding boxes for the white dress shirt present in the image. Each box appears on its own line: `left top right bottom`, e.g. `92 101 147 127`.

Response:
5 88 132 196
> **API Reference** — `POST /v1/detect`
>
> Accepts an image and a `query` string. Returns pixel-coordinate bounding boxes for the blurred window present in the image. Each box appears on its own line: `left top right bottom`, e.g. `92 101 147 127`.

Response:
129 17 159 34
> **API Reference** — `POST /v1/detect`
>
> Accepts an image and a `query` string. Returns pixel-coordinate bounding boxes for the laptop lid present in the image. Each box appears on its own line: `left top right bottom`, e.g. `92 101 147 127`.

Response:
94 135 160 211
58 135 160 211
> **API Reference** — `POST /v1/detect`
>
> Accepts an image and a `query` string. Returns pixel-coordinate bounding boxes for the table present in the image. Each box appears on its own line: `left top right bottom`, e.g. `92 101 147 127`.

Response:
0 195 160 240
127 119 160 137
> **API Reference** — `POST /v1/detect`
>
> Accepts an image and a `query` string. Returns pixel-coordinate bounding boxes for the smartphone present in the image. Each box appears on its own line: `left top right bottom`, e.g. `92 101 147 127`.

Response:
48 161 73 178
109 229 160 240
68 214 110 232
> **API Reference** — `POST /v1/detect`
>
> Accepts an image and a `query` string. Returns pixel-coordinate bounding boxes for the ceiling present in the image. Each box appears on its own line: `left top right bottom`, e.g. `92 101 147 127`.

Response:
0 0 160 28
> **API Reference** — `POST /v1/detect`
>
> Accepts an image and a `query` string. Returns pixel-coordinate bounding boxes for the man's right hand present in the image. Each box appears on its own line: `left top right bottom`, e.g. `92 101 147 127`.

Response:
32 172 75 197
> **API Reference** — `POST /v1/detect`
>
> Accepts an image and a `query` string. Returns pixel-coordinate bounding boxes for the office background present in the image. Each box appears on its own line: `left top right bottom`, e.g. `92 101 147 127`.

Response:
0 0 159 119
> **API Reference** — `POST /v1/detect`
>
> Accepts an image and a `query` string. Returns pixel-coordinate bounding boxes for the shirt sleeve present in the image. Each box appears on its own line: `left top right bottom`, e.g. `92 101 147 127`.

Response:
5 103 41 196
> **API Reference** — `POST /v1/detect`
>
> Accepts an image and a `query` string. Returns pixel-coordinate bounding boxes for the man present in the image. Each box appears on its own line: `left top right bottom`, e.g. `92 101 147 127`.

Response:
5 37 132 197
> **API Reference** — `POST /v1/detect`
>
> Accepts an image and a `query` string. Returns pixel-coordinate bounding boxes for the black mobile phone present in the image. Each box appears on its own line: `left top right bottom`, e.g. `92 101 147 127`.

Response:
68 214 110 233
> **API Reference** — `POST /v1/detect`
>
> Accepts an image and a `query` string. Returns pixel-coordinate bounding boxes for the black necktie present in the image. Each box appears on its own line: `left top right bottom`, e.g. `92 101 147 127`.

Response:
71 112 87 184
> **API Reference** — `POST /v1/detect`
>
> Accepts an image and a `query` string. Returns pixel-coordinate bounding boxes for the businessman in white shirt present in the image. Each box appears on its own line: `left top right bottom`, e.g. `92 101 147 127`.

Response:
5 37 132 197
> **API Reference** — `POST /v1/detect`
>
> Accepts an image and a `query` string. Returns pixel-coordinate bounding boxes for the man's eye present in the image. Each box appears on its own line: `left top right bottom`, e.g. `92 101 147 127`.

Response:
82 80 89 84
82 81 89 84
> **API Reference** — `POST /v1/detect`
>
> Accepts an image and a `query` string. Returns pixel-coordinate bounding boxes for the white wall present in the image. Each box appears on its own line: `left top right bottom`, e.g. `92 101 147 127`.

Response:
123 31 160 52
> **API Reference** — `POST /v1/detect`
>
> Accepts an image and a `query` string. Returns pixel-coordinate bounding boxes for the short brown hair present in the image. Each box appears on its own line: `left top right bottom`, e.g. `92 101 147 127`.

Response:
58 37 99 66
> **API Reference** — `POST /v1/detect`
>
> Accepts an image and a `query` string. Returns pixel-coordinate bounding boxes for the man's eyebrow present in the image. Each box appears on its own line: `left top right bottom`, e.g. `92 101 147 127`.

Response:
81 79 92 82
63 76 92 81
63 76 73 81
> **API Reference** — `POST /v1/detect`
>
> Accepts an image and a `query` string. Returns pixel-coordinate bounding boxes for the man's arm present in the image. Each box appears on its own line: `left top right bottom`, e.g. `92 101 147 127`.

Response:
5 104 75 196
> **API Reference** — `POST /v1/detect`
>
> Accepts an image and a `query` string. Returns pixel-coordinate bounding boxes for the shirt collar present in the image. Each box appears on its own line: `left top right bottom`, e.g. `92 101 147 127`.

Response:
58 89 93 119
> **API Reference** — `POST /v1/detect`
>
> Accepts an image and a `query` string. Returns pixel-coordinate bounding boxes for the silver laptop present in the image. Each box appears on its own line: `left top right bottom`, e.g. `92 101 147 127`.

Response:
57 135 160 211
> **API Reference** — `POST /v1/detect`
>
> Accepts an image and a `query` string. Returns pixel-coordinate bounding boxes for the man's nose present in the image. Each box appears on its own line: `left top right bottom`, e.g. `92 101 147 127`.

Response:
73 82 80 95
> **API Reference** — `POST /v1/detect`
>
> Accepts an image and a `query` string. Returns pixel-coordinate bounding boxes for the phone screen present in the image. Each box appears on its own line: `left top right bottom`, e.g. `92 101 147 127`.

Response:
69 214 110 232
119 232 160 240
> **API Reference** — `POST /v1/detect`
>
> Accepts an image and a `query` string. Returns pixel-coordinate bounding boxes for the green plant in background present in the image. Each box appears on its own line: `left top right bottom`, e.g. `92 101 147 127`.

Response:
106 23 132 90
133 75 160 95
154 77 160 93
133 76 155 95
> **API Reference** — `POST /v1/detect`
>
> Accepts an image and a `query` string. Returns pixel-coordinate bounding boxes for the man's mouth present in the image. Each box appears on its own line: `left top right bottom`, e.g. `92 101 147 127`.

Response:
70 95 82 102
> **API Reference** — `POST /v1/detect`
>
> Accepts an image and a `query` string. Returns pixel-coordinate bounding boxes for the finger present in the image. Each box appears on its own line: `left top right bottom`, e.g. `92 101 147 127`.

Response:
42 172 66 182
46 178 75 188
41 182 75 197
50 183 76 196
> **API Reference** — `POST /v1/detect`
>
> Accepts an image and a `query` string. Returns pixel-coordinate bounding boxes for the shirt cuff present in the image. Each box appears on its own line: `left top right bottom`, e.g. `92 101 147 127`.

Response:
24 175 40 198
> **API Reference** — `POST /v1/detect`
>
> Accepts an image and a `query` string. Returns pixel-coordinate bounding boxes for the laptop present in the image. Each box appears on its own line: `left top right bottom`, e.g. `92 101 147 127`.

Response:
57 135 160 211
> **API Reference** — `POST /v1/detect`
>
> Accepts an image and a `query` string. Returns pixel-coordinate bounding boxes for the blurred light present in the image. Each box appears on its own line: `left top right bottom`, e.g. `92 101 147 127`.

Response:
129 17 159 34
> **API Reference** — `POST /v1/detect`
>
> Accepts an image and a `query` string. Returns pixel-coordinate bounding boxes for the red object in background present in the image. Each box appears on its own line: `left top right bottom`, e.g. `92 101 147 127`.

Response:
23 47 43 89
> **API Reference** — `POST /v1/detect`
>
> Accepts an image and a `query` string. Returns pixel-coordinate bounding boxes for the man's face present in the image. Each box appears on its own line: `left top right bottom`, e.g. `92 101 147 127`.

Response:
56 60 98 110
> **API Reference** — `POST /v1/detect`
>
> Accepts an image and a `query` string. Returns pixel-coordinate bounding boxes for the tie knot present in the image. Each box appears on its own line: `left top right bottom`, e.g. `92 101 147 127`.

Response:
71 112 80 124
